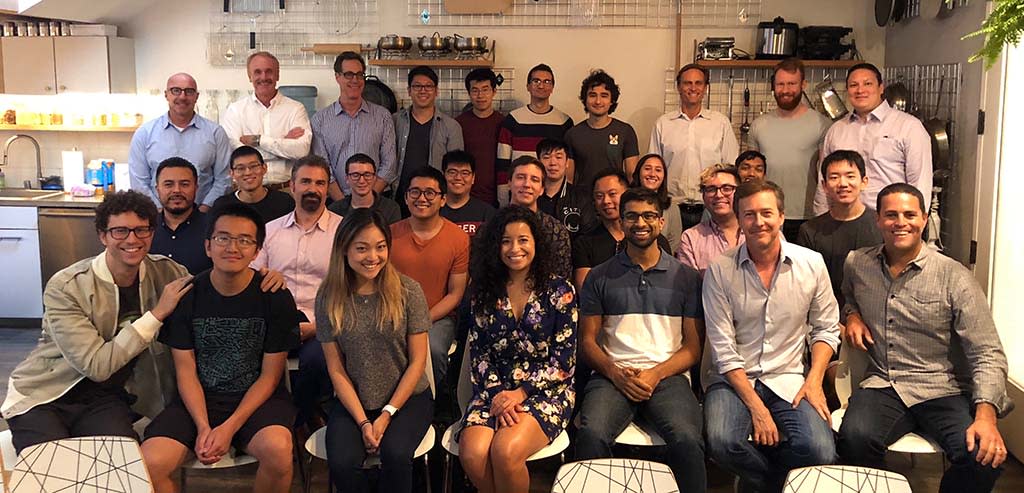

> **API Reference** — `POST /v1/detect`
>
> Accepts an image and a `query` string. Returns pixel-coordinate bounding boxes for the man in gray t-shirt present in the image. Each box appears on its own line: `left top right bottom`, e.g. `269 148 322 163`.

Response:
749 59 831 241
565 70 639 189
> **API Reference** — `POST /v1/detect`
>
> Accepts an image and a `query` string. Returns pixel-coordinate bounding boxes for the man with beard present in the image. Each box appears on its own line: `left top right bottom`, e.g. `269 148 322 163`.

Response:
576 187 706 493
508 156 572 279
252 155 342 427
212 146 295 224
650 64 739 231
564 70 640 187
220 51 312 188
749 58 831 242
130 73 231 211
677 164 744 277
703 180 839 492
150 157 213 275
456 68 503 205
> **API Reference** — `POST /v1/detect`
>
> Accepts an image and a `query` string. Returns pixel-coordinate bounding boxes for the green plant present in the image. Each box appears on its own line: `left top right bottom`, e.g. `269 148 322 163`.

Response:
965 0 1024 68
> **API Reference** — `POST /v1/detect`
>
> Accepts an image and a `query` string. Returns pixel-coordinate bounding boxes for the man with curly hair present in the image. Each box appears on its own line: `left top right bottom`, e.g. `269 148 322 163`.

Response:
564 70 639 188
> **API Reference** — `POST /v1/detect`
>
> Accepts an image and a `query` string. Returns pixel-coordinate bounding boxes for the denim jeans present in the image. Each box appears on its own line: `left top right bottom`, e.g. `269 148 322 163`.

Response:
837 387 1002 493
576 374 706 492
705 381 836 492
429 317 456 387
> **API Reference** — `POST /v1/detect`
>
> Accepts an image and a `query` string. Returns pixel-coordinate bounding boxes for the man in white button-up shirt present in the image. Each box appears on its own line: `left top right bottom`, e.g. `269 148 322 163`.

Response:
221 51 312 187
649 64 740 231
703 179 840 493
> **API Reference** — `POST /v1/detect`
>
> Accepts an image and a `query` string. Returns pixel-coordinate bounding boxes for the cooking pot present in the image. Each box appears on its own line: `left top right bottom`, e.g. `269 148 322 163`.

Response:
756 17 798 59
377 34 412 51
453 34 488 52
417 31 451 51
362 75 398 114
814 78 848 121
884 79 910 112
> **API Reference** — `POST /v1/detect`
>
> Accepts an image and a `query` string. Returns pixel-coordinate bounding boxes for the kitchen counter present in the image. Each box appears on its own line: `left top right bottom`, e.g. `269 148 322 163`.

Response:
0 193 104 209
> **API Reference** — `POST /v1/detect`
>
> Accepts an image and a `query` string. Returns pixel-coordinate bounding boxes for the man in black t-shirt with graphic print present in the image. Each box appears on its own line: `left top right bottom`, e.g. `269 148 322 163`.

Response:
141 203 301 493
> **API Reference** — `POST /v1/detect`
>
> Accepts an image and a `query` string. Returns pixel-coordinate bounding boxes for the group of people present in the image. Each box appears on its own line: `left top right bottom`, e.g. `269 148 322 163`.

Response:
0 49 1011 493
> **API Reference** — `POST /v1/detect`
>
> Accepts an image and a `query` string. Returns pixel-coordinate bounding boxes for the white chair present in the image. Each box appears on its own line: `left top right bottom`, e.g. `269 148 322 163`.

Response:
831 344 943 458
551 458 678 492
441 343 570 492
9 435 152 492
1 430 17 491
783 465 911 493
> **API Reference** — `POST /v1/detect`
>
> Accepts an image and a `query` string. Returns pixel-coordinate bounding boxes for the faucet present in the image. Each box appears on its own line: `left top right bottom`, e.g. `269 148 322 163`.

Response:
2 134 42 189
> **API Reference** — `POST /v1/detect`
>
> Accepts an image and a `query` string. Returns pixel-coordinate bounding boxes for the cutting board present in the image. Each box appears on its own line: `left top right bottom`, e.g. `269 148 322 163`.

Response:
300 43 364 55
444 0 513 14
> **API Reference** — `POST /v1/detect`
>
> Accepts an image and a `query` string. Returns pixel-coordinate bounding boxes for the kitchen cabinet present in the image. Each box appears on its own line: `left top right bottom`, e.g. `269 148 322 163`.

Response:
1 36 136 95
0 206 43 318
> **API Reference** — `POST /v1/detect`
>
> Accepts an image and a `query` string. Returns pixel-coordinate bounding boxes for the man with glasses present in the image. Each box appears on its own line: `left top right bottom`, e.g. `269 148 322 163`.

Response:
440 150 495 238
150 157 213 275
678 164 744 277
130 72 232 210
3 191 193 454
220 51 312 188
650 64 739 231
327 153 401 224
496 64 573 206
394 65 464 210
390 166 470 386
456 68 504 206
212 146 295 224
311 51 397 201
576 187 707 493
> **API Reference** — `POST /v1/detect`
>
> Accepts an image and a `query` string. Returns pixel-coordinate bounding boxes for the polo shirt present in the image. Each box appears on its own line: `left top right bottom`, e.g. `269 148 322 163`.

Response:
580 250 702 370
150 208 211 275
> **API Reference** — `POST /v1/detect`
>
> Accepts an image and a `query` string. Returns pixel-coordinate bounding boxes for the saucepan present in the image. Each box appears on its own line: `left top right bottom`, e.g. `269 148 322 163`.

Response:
378 34 412 51
417 31 451 51
453 33 488 52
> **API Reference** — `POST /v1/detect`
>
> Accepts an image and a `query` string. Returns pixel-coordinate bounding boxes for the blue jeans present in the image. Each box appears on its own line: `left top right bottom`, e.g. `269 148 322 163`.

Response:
705 381 836 491
838 387 1002 493
576 374 706 492
429 317 456 387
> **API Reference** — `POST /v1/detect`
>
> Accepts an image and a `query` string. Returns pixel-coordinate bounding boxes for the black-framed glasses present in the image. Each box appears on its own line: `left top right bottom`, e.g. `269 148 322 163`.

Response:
622 211 662 223
410 83 436 92
701 184 737 196
104 226 155 240
347 171 376 182
406 188 441 201
210 234 258 248
444 169 473 178
339 71 366 80
167 87 198 97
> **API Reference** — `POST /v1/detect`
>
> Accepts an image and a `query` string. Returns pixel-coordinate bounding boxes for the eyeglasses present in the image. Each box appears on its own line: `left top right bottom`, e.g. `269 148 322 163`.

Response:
231 164 264 174
406 188 441 201
167 87 198 97
622 211 662 223
444 169 474 178
469 87 493 95
347 171 376 182
701 184 737 196
210 234 258 248
529 78 554 86
410 83 436 92
104 226 155 240
339 71 366 80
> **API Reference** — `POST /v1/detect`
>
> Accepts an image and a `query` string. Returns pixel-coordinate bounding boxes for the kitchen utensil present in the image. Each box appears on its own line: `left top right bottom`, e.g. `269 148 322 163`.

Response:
452 34 488 52
727 75 734 122
892 0 907 22
924 76 952 171
377 34 412 51
300 43 363 55
815 77 849 121
755 17 798 59
417 32 450 52
741 86 751 136
885 78 910 112
875 0 894 26
697 37 736 60
363 76 398 114
799 26 854 60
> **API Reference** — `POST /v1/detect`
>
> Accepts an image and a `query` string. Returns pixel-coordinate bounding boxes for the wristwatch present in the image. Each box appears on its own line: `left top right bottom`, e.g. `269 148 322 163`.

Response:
382 404 399 417
252 134 261 147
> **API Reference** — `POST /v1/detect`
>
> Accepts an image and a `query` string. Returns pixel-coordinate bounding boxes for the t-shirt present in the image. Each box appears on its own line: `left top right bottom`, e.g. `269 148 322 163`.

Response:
564 118 639 190
400 117 433 192
537 180 597 236
572 223 672 272
749 109 831 220
796 209 882 307
98 278 142 391
440 197 496 238
161 270 301 394
456 110 504 205
327 192 402 225
496 106 573 183
212 189 295 224
389 219 470 311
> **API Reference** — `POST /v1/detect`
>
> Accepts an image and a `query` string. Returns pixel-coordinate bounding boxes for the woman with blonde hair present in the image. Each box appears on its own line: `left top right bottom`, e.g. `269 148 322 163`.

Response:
315 208 432 492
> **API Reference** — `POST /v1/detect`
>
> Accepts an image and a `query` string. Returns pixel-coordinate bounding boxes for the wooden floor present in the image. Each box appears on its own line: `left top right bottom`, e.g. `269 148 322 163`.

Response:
1 327 1022 492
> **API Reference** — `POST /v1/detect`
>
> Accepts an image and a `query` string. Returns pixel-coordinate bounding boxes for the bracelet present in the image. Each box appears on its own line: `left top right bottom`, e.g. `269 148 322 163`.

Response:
358 419 371 429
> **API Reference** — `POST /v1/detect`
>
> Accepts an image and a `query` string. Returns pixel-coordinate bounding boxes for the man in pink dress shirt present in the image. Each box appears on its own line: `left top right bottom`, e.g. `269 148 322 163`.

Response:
677 164 744 276
251 155 343 426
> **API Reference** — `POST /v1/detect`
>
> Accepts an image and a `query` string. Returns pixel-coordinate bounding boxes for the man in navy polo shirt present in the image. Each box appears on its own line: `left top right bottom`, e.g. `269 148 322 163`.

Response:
575 187 706 492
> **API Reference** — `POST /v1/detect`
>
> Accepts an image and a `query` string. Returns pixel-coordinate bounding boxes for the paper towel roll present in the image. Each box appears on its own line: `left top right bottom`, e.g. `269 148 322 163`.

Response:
114 162 130 191
61 149 85 191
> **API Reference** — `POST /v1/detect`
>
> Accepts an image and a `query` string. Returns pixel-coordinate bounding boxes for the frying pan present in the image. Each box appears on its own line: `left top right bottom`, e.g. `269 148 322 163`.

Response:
885 78 910 112
892 0 907 22
875 0 894 27
363 75 398 114
924 76 952 171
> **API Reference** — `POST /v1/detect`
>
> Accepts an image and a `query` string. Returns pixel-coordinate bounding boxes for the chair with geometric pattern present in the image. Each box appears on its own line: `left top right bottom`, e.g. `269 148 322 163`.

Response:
551 458 678 493
784 465 912 493
8 435 151 492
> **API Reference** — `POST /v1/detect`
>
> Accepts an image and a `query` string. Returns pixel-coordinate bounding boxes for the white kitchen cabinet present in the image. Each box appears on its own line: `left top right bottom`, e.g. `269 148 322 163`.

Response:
0 206 43 318
1 36 136 95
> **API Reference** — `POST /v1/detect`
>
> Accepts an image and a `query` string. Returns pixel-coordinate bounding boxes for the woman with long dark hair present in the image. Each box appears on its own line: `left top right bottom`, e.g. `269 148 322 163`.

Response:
631 153 683 255
315 209 432 492
458 205 577 493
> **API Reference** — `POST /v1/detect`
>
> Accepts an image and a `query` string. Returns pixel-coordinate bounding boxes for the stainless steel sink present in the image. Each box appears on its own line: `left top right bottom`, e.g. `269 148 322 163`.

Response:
0 189 64 200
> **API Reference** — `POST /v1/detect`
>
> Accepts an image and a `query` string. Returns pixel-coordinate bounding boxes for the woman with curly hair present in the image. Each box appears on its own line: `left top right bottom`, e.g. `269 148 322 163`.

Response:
631 153 683 255
458 205 577 493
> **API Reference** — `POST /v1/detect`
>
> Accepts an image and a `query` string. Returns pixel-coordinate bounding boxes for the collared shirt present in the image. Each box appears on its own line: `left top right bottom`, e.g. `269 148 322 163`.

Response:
251 209 343 321
220 91 312 184
393 107 464 188
649 108 739 204
150 208 212 275
842 244 1012 416
310 99 397 194
129 113 232 207
814 101 932 215
703 241 841 402
580 250 702 370
677 216 745 276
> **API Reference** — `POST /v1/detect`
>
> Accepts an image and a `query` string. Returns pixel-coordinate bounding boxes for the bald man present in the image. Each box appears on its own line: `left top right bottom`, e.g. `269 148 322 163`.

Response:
130 72 232 211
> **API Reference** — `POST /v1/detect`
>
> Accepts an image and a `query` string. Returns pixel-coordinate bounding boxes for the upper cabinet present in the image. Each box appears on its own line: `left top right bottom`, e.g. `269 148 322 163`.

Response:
0 36 136 95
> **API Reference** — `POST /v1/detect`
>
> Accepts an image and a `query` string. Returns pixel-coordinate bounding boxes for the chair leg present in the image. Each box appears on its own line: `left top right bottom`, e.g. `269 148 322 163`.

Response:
443 453 452 493
179 467 187 493
423 452 432 493
293 432 307 492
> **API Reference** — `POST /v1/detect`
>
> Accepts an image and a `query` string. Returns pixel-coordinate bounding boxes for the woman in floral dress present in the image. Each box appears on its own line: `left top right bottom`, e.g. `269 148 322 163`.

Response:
458 205 577 493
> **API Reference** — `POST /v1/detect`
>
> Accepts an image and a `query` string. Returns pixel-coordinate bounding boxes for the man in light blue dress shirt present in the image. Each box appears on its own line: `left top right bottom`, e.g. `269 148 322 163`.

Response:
129 73 232 211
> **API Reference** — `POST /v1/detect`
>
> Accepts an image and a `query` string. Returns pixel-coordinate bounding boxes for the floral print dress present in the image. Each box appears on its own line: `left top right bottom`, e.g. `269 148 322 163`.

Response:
461 277 578 442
